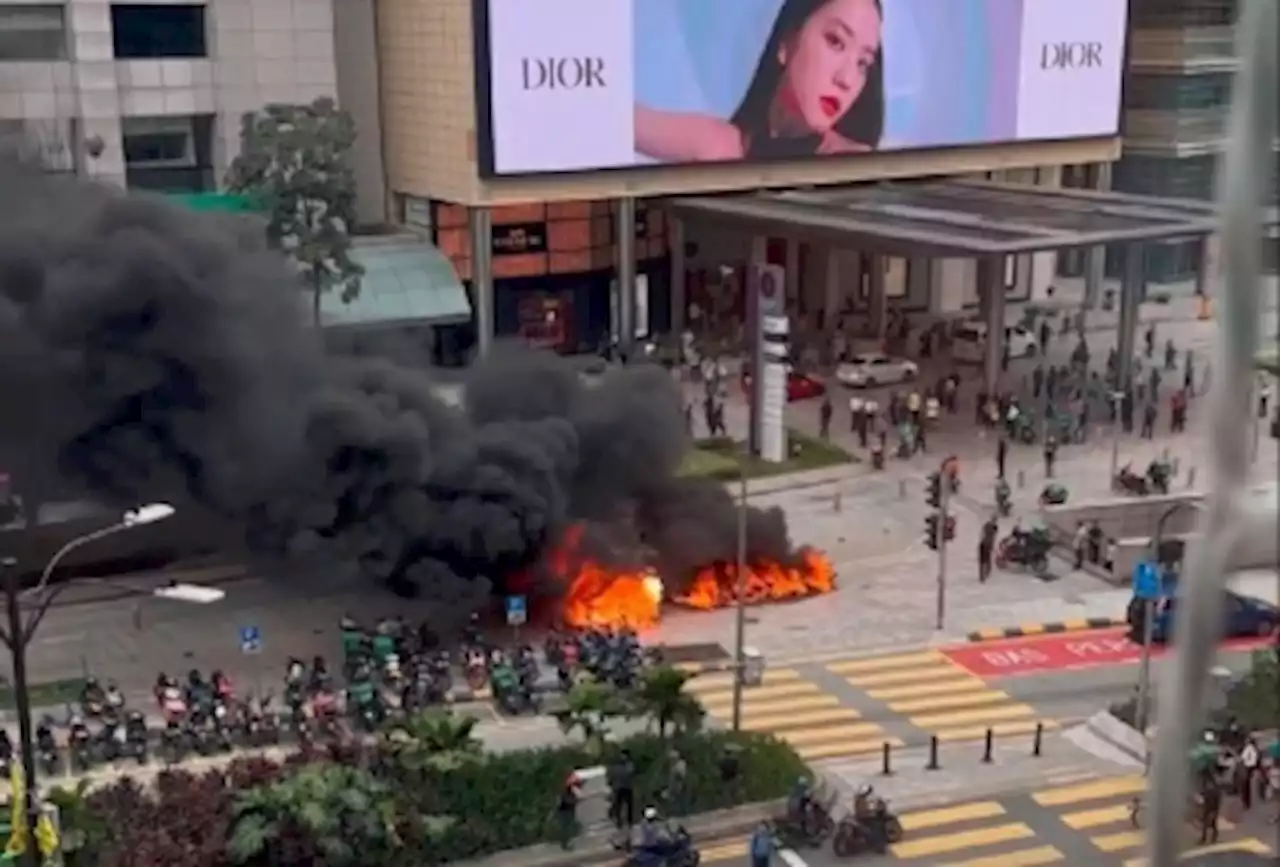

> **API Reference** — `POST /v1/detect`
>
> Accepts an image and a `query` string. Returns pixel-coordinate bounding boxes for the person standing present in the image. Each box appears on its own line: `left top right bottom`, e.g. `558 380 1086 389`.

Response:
1141 402 1157 439
1073 522 1089 570
1043 435 1059 478
849 394 864 436
607 750 635 833
978 517 998 583
996 436 1008 480
819 394 833 440
749 821 774 867
556 773 581 849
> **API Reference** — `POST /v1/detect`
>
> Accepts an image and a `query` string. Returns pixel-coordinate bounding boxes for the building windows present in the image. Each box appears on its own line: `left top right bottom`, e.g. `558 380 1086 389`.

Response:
1130 0 1237 28
111 4 207 59
1125 73 1234 111
1114 153 1219 201
122 115 215 193
0 5 68 61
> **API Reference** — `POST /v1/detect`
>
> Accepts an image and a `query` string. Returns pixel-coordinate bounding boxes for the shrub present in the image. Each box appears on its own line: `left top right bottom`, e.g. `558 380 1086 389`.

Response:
70 727 802 866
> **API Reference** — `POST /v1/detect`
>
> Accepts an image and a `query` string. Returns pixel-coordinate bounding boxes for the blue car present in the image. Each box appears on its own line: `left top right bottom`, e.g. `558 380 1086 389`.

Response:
1128 589 1280 644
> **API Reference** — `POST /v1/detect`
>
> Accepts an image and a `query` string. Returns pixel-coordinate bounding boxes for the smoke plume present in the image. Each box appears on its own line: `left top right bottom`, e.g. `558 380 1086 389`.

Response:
0 160 794 624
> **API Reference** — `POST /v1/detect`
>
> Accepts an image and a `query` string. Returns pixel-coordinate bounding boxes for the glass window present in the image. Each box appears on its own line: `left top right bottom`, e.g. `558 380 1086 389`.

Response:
1126 73 1234 111
0 5 67 61
111 4 207 58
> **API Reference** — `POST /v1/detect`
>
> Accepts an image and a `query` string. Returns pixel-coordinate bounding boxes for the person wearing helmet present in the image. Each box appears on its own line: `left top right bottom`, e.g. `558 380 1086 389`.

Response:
787 776 812 831
853 784 876 822
633 806 671 864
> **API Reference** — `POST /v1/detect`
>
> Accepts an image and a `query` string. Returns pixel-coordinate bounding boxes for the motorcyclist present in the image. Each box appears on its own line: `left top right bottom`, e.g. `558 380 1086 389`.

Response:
212 669 234 701
632 806 678 865
125 710 148 756
186 668 211 711
309 655 332 692
35 716 56 754
852 784 875 823
787 776 813 830
80 676 105 713
994 478 1011 516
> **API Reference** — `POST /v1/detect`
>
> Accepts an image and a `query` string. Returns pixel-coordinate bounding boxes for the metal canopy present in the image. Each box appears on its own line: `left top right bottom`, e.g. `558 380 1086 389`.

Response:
665 180 1273 258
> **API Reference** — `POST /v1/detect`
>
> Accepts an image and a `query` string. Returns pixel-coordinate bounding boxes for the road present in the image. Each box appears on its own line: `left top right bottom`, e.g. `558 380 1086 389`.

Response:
6 295 1278 713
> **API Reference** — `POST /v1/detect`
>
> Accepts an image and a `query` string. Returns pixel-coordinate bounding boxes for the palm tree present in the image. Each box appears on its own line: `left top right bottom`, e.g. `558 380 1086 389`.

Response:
381 711 483 772
555 680 628 756
632 665 705 738
227 763 402 866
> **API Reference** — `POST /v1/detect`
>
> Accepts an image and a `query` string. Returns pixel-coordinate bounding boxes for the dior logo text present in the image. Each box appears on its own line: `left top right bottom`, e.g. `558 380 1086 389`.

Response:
521 57 606 90
1040 42 1103 70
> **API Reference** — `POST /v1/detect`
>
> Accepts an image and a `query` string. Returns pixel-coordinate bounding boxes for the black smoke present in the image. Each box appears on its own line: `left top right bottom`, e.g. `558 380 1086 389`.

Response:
0 160 794 623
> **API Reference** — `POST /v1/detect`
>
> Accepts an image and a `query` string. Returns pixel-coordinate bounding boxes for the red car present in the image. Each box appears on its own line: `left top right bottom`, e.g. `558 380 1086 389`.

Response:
741 368 827 402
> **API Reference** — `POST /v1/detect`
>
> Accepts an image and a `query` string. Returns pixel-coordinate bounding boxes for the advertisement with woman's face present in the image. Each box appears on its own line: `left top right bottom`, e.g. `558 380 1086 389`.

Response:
477 0 1127 176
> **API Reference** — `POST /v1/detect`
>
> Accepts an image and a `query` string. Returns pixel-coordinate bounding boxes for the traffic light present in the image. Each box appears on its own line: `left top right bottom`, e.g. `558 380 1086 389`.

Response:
925 472 942 509
944 513 957 542
925 513 940 550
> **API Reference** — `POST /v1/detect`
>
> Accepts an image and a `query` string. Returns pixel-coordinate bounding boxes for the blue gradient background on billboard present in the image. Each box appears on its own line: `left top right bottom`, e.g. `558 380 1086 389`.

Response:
634 0 1000 151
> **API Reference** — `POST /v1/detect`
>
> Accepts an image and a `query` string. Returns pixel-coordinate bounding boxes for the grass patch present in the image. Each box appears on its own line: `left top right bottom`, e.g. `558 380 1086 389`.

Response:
0 676 86 711
679 430 853 481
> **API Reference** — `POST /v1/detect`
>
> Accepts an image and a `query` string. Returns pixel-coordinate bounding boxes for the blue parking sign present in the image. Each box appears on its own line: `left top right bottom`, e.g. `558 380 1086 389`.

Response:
505 595 527 626
1133 561 1162 600
239 625 261 654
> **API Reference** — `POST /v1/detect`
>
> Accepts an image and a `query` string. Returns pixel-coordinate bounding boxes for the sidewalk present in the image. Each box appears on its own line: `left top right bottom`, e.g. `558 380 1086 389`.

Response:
818 730 1139 809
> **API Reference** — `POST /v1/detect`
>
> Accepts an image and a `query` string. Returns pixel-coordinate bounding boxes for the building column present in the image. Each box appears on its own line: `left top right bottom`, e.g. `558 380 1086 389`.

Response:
1194 234 1218 297
784 238 801 312
1116 242 1145 394
470 206 494 358
669 215 686 336
823 247 841 333
1084 161 1113 308
868 254 888 340
615 197 637 353
977 256 1005 395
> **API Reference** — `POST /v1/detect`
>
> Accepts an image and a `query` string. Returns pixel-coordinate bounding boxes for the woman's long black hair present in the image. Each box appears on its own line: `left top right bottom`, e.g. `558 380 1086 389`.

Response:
730 0 885 158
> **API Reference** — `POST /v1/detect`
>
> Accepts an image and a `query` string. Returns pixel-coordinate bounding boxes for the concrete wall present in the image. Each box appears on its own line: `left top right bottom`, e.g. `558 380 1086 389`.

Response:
372 0 1122 207
332 0 387 225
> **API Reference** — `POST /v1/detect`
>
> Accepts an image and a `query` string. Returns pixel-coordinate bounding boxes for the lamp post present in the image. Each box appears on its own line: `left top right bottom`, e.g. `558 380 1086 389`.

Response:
730 463 749 732
1135 501 1202 739
0 502 206 866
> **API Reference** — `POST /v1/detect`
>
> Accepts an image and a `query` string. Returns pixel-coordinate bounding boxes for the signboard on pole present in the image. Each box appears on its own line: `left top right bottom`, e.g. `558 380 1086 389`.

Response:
238 625 262 654
505 595 527 626
1133 561 1161 600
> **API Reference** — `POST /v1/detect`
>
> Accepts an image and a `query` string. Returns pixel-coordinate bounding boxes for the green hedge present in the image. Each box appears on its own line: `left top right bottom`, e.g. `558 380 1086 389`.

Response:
389 730 804 861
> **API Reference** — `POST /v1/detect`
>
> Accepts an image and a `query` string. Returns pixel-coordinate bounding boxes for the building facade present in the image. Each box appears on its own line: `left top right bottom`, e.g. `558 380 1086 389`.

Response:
0 0 338 191
349 0 1129 358
1111 0 1277 280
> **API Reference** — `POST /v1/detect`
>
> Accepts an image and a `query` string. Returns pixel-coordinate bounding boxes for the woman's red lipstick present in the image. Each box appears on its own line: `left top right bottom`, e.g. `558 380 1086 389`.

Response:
819 96 840 118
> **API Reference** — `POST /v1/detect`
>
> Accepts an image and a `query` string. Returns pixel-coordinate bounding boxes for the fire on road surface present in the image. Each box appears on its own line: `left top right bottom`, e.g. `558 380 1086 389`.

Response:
943 629 1274 677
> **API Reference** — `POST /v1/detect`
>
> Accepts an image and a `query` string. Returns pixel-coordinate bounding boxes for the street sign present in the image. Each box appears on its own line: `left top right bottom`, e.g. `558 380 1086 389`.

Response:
1133 561 1162 600
238 625 261 654
505 595 527 627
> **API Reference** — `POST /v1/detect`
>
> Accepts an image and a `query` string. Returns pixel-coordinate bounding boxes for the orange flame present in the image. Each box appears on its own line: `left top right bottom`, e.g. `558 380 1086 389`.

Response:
552 525 664 630
673 549 836 609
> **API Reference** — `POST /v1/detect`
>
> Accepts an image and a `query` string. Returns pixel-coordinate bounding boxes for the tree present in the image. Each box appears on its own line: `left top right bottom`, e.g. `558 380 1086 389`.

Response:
630 665 705 738
382 711 483 772
227 763 402 866
1223 649 1279 731
555 680 629 756
225 98 363 325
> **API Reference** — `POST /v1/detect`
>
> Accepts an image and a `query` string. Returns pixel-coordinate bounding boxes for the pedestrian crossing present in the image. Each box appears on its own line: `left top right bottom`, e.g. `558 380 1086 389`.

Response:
1032 773 1274 865
882 773 1276 865
829 650 1056 743
682 666 903 762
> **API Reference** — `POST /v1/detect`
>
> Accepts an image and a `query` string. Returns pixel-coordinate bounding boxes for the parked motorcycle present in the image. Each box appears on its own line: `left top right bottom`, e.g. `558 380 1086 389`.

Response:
995 527 1053 577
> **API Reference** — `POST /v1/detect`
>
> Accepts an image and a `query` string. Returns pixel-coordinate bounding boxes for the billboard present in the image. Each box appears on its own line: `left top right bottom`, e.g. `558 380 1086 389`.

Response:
473 0 1129 177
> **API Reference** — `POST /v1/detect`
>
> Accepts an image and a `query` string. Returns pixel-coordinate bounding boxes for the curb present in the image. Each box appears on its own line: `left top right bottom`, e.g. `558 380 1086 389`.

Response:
966 617 1126 642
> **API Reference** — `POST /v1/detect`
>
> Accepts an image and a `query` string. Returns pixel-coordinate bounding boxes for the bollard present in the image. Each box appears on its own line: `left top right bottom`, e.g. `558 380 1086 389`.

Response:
833 491 843 513
1171 457 1181 476
1187 466 1197 489
898 479 907 499
1032 722 1043 757
1016 469 1025 490
1161 447 1170 463
982 728 994 764
881 741 892 776
926 736 939 771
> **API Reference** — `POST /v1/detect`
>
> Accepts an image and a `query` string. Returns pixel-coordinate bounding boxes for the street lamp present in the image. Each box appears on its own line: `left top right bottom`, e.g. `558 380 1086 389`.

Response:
0 502 218 866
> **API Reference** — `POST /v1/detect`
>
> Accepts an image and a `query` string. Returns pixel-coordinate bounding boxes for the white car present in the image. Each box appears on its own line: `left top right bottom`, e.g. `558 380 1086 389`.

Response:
952 322 1039 363
835 353 919 388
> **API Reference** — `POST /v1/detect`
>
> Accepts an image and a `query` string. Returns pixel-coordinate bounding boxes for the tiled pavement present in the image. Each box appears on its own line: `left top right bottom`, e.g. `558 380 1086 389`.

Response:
884 773 1275 866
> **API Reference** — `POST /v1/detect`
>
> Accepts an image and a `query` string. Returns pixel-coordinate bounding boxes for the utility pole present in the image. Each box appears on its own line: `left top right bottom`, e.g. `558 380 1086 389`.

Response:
730 463 749 732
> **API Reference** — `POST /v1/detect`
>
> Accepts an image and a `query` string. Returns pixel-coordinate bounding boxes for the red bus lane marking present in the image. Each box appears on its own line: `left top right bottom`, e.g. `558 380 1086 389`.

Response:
942 630 1271 678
